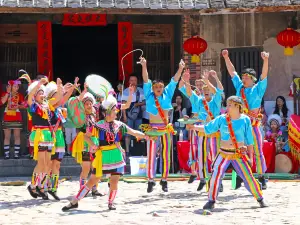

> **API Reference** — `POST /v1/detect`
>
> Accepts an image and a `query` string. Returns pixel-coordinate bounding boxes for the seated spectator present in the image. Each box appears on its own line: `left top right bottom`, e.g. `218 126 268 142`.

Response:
170 94 188 140
265 114 286 153
273 96 289 139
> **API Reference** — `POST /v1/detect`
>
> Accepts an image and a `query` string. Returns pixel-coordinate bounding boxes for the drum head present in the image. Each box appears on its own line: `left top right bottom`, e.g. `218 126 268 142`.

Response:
85 74 113 99
275 153 292 173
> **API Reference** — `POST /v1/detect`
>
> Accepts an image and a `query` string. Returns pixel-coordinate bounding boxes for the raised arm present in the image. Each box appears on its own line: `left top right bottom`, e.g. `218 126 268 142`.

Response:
181 69 192 97
50 78 63 107
260 52 269 80
209 70 224 91
1 85 10 105
78 83 88 102
121 85 133 110
173 60 185 82
202 70 216 94
28 78 47 106
60 77 80 106
140 57 148 83
222 49 236 77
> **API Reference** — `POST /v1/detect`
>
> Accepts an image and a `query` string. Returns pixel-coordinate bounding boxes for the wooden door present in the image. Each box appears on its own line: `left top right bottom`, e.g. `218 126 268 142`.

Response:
220 46 263 98
132 24 174 84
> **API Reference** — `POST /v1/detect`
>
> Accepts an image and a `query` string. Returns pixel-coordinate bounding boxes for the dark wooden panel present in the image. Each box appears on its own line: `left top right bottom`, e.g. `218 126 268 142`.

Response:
0 24 37 44
0 43 37 83
220 46 263 98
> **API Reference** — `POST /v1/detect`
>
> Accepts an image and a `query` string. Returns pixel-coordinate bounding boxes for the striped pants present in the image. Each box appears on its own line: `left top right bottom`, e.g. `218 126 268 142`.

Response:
147 133 172 180
252 125 267 175
208 153 263 202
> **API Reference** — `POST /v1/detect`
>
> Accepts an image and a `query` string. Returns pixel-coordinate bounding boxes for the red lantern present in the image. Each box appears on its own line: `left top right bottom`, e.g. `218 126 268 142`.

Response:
276 28 300 56
183 36 207 63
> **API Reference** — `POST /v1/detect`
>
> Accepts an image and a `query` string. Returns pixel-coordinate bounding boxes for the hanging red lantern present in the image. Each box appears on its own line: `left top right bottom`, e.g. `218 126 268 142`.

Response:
183 36 207 63
276 28 300 56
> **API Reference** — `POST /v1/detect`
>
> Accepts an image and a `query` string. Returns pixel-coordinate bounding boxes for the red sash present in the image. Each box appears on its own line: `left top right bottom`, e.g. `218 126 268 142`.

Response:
225 114 250 162
240 88 250 113
225 114 239 150
154 96 175 135
202 98 214 120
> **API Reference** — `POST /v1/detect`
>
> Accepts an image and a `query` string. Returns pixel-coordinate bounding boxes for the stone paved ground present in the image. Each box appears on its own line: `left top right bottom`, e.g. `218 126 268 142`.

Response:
0 178 299 225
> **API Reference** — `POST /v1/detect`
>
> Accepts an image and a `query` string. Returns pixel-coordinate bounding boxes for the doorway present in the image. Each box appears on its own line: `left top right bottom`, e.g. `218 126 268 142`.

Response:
52 24 118 88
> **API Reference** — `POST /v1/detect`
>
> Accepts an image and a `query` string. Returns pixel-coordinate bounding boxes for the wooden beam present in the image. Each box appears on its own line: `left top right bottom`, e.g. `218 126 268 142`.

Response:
0 5 300 15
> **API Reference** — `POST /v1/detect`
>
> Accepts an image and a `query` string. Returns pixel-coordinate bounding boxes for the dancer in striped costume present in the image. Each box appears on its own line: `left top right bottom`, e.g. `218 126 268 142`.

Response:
187 96 267 210
62 94 148 211
222 49 269 189
179 69 223 192
140 57 185 193
178 76 204 183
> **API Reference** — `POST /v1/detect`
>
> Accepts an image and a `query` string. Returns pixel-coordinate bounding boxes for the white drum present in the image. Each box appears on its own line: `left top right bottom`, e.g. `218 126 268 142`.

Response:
275 152 293 173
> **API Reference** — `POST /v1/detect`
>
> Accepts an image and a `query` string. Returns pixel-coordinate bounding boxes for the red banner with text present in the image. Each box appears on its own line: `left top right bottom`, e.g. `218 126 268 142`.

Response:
62 14 107 26
37 21 53 81
118 22 133 82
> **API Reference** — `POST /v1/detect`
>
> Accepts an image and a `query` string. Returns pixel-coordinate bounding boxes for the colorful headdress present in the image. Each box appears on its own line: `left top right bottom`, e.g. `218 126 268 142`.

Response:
8 80 21 86
268 114 282 127
102 95 117 114
27 80 45 96
82 92 96 105
44 81 58 99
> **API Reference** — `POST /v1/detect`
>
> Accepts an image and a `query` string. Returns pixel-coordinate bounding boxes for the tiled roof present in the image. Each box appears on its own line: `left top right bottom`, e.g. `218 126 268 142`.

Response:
0 0 300 9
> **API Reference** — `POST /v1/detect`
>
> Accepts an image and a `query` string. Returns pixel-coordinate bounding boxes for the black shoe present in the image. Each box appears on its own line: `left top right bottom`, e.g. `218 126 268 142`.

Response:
92 190 106 197
62 202 78 212
235 175 243 190
27 185 38 199
147 181 156 193
188 175 197 184
108 203 116 210
197 181 206 191
258 176 267 190
203 201 215 210
258 199 268 208
219 183 223 192
48 190 60 201
36 186 49 200
159 180 168 192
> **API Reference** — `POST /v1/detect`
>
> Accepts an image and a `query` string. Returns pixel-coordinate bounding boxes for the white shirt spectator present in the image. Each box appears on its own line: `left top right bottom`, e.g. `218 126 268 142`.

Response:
121 86 145 103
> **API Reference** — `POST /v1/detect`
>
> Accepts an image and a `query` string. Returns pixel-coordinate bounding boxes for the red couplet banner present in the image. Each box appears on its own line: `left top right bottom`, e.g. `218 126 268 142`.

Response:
118 22 133 82
37 21 53 81
62 14 107 26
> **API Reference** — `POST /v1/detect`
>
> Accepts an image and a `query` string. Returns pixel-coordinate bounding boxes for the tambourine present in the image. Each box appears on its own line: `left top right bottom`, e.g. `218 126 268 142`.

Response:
85 74 113 99
145 130 167 137
177 118 199 125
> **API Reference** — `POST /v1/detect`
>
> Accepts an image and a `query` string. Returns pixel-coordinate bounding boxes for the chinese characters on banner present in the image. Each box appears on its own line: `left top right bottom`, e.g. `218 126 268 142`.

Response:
62 14 107 26
118 22 133 82
37 21 53 81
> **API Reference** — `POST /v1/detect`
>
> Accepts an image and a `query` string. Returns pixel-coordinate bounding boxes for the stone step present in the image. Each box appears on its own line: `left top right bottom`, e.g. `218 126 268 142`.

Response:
0 158 131 177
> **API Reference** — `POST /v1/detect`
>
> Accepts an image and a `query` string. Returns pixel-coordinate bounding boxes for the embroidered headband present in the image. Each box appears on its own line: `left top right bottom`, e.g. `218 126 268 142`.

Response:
226 96 243 107
82 92 96 105
241 73 257 82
